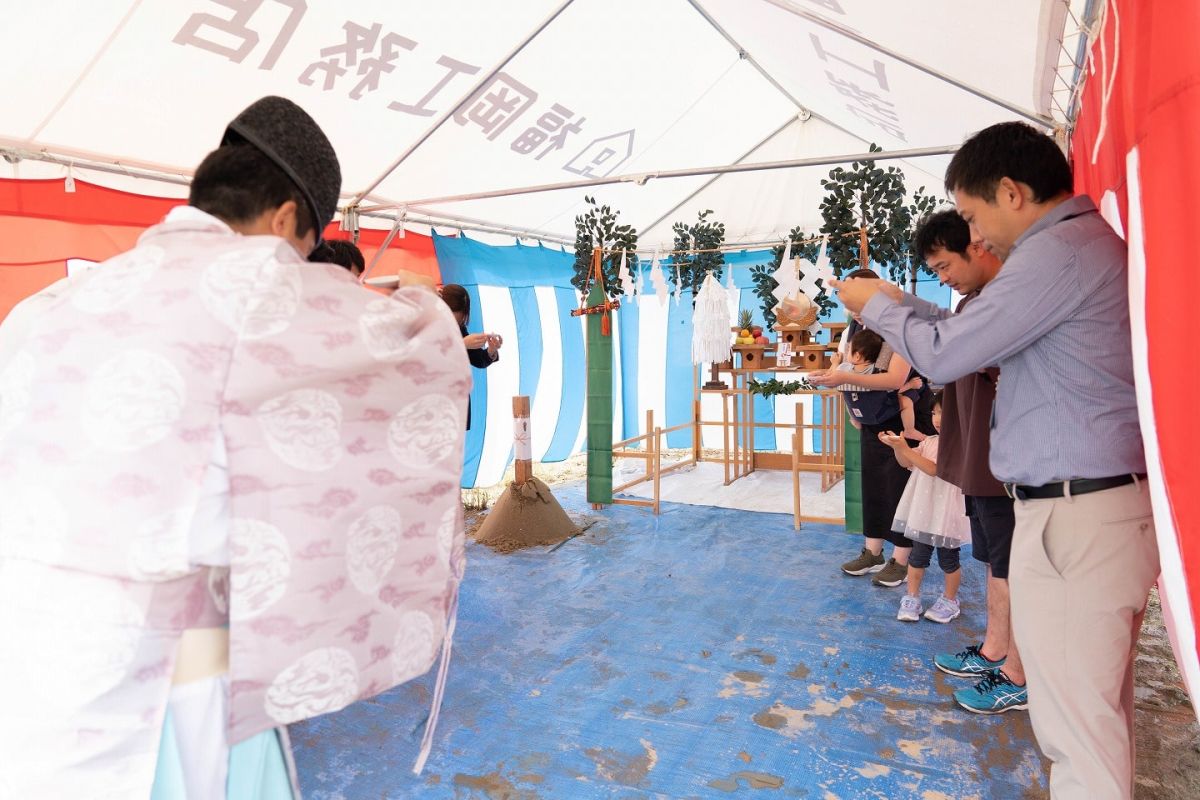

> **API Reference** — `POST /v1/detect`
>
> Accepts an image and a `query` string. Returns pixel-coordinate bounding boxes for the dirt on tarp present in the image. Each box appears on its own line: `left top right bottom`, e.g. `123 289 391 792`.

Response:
472 477 577 553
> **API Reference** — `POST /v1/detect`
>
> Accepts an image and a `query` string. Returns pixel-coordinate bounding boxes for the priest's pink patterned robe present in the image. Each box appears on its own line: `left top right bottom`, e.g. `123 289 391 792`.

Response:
0 208 469 797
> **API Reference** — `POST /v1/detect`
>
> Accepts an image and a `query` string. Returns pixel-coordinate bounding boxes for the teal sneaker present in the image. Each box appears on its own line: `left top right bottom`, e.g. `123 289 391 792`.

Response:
954 670 1028 714
933 643 1005 677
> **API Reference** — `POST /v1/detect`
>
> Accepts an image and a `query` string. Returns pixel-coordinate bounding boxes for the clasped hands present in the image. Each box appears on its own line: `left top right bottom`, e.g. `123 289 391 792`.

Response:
464 332 503 351
827 277 903 313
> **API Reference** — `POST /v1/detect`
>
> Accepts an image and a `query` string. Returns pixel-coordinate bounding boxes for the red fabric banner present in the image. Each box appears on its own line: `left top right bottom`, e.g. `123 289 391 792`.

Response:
0 178 442 320
1072 0 1200 714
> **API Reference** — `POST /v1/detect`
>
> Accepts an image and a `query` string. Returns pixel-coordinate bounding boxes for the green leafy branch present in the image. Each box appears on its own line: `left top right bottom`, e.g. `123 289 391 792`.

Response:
573 195 638 300
669 209 725 302
748 377 814 398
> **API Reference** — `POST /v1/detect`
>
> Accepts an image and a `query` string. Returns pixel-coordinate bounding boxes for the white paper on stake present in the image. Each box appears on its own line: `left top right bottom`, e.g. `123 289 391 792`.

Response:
513 416 532 461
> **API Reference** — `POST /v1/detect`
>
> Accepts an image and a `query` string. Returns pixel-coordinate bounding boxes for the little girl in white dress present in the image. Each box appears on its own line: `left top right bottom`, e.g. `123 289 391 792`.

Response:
878 392 971 623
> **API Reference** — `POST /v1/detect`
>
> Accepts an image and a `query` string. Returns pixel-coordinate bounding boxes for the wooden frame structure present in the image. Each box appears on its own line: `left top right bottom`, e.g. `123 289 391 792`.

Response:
610 409 699 515
609 357 846 529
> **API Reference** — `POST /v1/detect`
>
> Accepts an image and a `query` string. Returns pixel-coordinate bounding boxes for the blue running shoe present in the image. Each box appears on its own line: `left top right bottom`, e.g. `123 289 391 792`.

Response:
954 670 1028 714
934 643 1005 677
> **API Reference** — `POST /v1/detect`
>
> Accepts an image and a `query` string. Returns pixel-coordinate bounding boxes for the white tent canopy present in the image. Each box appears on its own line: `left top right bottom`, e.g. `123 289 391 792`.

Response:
0 0 1087 246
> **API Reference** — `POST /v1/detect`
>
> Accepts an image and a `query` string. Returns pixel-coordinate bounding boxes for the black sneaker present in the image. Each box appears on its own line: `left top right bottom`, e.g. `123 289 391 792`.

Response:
870 558 907 587
841 547 885 576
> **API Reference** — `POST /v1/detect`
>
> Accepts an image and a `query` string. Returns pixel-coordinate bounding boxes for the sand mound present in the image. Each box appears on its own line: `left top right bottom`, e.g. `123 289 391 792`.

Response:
473 477 578 553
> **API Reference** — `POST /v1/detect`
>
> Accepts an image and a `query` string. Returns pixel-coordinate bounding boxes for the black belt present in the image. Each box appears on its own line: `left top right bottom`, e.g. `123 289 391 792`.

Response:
1003 474 1144 501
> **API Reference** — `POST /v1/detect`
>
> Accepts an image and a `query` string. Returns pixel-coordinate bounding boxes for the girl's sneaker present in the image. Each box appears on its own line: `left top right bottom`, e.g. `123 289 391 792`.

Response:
924 595 961 624
897 595 923 622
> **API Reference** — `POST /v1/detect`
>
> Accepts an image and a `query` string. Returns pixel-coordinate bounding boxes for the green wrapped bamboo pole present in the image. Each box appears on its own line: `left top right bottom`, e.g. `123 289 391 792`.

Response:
586 282 613 506
843 414 863 532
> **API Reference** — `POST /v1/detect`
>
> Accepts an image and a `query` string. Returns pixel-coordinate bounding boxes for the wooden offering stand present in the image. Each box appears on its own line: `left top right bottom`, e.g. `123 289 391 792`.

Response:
771 324 831 371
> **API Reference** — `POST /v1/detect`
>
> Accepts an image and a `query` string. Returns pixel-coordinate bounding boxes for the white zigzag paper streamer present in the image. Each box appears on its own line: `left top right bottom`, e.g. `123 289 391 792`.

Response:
650 251 669 306
618 249 635 297
771 236 800 304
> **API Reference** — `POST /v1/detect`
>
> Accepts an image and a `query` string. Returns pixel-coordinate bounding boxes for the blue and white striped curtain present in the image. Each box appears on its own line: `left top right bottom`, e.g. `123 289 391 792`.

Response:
435 236 950 488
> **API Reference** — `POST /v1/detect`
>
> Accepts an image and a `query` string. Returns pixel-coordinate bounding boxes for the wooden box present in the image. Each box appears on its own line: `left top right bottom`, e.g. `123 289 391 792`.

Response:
732 345 768 370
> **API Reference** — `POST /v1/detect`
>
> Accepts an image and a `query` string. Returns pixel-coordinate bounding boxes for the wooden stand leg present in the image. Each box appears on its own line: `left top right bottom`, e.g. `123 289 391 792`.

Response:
745 390 754 476
653 426 662 515
792 431 801 530
644 409 654 483
722 393 731 486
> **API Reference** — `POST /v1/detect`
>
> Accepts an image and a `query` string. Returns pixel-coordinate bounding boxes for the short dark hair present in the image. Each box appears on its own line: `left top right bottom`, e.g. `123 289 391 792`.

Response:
945 121 1072 203
931 388 944 411
845 267 880 280
189 143 315 237
849 328 883 363
440 283 470 324
322 239 365 273
913 209 971 259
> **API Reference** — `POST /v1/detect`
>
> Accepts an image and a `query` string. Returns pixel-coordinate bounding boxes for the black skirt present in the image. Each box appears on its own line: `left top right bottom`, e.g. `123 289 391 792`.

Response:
859 412 924 547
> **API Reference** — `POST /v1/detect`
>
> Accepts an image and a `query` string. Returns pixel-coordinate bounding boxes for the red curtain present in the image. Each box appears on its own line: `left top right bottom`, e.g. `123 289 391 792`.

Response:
1072 0 1200 715
0 178 442 320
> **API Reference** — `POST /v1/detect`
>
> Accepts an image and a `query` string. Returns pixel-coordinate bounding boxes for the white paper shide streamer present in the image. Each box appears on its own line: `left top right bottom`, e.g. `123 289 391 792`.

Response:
650 251 669 306
771 236 800 303
808 235 835 334
691 272 732 365
812 235 835 286
617 250 635 297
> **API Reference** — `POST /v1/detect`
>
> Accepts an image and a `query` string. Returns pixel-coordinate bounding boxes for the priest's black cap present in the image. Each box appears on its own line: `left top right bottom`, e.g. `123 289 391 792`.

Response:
221 96 341 243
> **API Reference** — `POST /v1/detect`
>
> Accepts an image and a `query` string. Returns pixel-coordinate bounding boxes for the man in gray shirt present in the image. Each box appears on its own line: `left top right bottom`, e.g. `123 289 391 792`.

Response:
833 121 1158 800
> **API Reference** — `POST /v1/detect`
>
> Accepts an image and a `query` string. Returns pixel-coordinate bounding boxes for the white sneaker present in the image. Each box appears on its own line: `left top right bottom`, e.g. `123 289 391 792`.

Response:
924 595 961 624
897 595 923 622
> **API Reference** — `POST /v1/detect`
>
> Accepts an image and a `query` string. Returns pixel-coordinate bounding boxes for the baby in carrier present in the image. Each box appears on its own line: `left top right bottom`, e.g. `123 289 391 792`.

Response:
837 329 927 439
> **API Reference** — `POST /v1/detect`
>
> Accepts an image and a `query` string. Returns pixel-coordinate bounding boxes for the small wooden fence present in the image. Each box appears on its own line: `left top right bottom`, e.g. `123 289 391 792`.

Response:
609 388 845 529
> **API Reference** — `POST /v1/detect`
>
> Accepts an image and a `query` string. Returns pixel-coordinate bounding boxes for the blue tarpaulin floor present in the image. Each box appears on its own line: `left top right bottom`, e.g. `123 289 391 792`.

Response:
291 483 1047 799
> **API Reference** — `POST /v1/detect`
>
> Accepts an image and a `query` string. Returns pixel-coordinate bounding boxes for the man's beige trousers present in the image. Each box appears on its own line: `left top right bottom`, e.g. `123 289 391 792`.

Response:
1009 481 1159 800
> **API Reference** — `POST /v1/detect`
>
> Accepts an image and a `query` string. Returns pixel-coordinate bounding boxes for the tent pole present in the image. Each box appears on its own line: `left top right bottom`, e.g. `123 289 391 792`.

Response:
684 0 812 121
359 144 960 212
400 205 571 242
759 0 1053 127
0 147 191 187
637 115 797 241
348 0 579 207
0 144 575 245
357 209 573 247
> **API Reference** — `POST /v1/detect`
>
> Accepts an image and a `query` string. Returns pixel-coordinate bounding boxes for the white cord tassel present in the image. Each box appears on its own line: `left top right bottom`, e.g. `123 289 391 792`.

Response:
692 273 733 365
